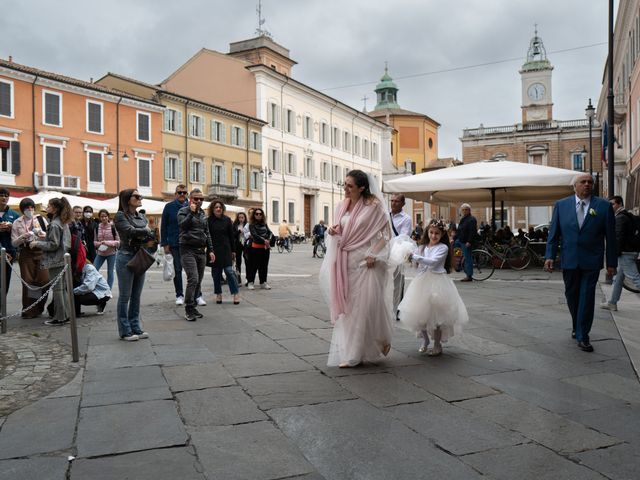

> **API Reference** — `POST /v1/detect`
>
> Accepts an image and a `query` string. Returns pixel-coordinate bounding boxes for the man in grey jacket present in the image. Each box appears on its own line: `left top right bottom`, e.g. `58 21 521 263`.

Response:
178 189 214 321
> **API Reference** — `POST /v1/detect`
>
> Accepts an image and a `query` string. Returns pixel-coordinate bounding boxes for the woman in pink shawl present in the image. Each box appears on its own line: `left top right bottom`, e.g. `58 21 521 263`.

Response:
322 170 394 367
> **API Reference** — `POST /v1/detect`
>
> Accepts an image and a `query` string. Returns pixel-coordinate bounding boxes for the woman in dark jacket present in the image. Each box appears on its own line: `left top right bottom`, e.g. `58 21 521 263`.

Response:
246 208 273 290
114 189 153 341
81 206 97 262
231 212 248 285
208 200 240 305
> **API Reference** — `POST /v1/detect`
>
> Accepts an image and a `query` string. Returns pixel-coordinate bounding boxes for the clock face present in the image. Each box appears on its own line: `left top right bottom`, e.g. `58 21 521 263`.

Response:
528 83 546 101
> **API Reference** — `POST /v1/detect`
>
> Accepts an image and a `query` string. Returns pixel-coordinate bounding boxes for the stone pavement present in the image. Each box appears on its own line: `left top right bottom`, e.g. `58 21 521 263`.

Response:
0 244 639 479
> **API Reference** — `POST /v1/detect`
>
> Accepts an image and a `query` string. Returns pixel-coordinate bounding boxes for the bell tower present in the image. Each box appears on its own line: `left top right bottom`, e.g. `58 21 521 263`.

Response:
520 27 553 124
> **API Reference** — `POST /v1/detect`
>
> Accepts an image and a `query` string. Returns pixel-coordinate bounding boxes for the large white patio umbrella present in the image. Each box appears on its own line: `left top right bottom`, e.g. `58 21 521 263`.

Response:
9 192 109 211
383 159 579 207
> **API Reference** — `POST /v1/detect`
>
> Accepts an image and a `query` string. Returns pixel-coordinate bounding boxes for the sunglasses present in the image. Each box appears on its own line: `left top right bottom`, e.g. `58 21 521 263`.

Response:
176 191 188 195
0 193 9 198
132 194 143 200
192 198 204 202
254 212 263 216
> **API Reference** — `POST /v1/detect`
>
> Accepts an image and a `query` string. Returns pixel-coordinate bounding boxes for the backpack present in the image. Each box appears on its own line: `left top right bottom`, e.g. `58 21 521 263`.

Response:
70 231 87 285
622 211 640 251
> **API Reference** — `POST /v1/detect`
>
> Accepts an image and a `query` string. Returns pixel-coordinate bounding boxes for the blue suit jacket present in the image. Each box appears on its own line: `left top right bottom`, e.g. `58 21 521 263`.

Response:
545 195 617 270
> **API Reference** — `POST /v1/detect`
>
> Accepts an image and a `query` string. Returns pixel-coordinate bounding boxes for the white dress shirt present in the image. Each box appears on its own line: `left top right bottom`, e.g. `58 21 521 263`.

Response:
390 211 412 236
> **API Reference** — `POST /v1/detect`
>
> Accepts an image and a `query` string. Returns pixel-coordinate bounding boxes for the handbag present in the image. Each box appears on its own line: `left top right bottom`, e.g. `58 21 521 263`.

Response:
126 247 155 276
269 233 276 248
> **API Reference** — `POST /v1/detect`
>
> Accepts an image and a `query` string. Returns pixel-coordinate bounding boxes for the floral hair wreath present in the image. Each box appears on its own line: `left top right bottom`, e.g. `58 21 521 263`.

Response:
428 219 447 231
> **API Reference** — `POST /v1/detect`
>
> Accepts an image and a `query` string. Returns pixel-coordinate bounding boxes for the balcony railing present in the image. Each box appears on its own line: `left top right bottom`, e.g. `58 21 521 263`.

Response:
34 173 80 192
463 119 595 138
207 183 238 200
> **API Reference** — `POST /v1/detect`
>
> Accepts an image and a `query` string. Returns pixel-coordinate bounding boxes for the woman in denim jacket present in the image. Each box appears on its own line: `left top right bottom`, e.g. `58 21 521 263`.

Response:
114 189 153 341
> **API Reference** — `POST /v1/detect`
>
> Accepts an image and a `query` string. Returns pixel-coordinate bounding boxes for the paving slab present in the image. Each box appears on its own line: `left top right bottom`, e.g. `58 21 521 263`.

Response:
562 372 640 404
456 394 620 453
85 342 157 370
388 398 527 455
336 372 432 407
82 365 171 407
276 336 330 356
283 315 330 330
148 330 200 345
308 328 333 341
447 330 515 356
0 396 79 459
239 371 355 409
270 399 481 479
461 443 608 480
70 447 206 480
152 343 216 366
490 349 601 379
402 350 518 378
176 386 267 426
257 322 314 340
0 457 68 480
46 368 84 398
573 443 640 480
565 404 640 444
472 370 626 414
222 352 313 378
198 332 285 356
189 421 315 480
393 365 498 401
190 317 255 335
76 399 188 458
162 362 235 392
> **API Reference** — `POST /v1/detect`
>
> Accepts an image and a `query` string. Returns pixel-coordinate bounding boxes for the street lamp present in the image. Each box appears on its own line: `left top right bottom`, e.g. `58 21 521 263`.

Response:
336 180 344 199
106 149 129 161
585 98 596 193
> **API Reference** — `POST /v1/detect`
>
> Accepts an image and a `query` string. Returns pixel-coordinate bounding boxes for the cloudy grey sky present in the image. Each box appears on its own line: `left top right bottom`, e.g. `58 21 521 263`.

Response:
1 0 612 158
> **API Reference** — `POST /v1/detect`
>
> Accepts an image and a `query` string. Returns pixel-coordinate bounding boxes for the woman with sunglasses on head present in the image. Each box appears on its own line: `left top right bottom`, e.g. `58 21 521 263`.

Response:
246 208 273 290
29 197 73 326
11 197 49 318
208 200 240 305
93 209 120 290
113 189 153 341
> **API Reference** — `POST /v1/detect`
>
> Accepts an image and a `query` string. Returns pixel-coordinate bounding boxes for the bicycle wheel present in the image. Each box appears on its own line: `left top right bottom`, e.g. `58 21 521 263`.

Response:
506 245 531 270
286 241 293 253
471 249 494 281
277 242 284 254
316 242 326 258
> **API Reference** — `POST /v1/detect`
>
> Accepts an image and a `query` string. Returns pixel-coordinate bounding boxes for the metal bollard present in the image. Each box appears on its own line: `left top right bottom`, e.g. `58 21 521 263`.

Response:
64 253 79 362
1 247 6 334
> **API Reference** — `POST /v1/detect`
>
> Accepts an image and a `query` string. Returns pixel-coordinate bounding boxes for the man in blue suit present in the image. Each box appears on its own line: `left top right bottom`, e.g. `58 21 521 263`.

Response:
544 174 617 352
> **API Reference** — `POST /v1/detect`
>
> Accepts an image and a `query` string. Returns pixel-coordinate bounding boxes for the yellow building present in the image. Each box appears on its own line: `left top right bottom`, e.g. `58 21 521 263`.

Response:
97 73 265 208
368 67 440 224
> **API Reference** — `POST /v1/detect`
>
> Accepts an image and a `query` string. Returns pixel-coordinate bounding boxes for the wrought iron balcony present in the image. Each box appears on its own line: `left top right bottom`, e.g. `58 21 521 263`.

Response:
34 173 80 192
207 183 238 200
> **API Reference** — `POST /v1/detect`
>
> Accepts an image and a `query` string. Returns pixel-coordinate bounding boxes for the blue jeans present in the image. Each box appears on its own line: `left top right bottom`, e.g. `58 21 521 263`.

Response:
461 243 473 278
93 253 116 289
212 265 239 295
115 251 145 338
610 253 640 305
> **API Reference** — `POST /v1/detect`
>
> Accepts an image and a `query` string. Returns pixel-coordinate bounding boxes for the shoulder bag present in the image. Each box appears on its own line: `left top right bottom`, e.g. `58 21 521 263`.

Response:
124 214 155 275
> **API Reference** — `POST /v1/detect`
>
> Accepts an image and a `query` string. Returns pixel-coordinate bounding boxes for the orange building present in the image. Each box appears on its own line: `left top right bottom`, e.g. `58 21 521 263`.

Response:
0 58 164 199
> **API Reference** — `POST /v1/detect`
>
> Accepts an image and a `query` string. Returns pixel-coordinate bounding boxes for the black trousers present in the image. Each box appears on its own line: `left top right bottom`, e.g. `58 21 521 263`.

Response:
246 247 270 284
74 292 108 315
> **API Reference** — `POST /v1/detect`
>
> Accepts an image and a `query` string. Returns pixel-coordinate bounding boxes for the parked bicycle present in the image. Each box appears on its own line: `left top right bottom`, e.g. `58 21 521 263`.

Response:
464 240 531 281
315 237 326 258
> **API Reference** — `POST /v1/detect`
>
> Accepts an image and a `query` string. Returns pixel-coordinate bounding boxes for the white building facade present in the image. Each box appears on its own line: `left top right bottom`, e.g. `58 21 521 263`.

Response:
249 65 391 234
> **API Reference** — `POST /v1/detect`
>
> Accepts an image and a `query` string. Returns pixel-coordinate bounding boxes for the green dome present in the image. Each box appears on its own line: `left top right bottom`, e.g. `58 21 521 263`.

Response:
374 65 400 109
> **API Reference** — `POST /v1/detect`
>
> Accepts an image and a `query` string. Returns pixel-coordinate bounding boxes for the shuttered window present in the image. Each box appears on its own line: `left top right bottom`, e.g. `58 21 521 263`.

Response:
138 158 151 187
87 101 103 134
88 152 103 182
137 112 151 142
44 91 62 126
0 80 12 117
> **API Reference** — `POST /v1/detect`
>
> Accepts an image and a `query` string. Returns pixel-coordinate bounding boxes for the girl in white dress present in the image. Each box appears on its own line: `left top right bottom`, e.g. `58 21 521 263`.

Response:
397 220 468 356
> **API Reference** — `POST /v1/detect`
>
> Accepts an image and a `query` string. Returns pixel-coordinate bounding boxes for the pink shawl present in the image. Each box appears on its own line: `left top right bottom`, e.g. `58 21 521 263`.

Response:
330 196 389 323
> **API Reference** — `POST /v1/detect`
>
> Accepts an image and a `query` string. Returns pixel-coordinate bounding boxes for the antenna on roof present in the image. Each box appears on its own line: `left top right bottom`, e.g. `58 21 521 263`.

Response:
256 0 272 38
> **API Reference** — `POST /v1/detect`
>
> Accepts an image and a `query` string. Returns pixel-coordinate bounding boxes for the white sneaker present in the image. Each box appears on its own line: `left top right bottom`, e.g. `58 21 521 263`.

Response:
121 334 139 342
175 296 185 306
196 296 207 306
261 282 271 290
600 302 618 311
135 332 149 339
247 283 255 290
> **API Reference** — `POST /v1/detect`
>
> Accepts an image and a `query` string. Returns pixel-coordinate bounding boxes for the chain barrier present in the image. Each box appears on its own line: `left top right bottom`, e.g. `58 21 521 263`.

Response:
3 254 61 291
0 262 68 322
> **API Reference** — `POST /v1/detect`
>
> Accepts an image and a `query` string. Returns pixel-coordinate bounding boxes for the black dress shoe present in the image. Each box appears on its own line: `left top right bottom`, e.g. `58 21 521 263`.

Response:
571 330 576 339
577 342 594 352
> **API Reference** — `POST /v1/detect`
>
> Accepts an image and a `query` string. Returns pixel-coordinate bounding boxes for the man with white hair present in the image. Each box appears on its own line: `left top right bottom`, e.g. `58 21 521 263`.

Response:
457 203 477 282
545 173 616 352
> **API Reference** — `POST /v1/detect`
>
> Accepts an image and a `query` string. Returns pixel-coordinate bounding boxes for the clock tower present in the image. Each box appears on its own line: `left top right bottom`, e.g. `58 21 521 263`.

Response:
520 28 553 124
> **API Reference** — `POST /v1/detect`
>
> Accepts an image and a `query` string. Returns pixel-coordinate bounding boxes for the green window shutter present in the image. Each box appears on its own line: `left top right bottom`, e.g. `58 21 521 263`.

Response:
11 141 20 175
